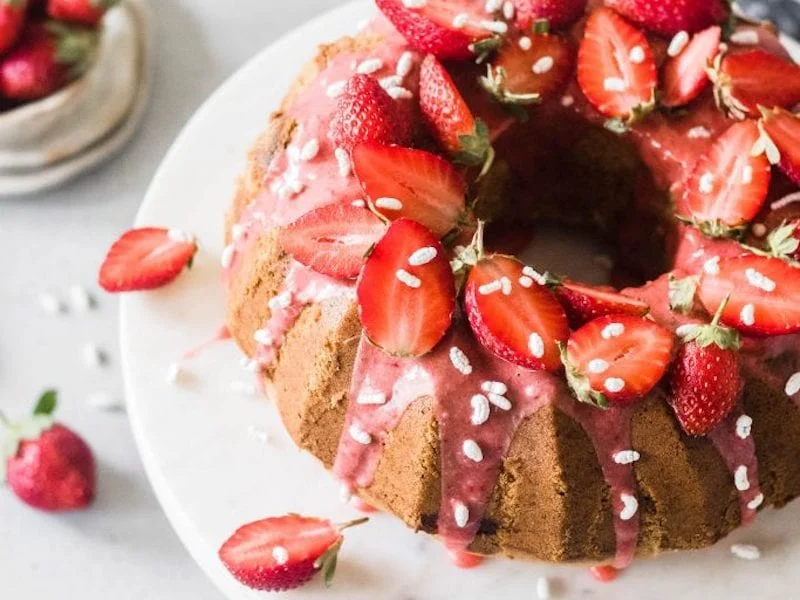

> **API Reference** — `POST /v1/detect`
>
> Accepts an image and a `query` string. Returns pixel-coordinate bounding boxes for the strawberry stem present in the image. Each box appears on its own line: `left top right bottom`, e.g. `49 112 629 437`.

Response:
336 517 369 532
711 293 731 328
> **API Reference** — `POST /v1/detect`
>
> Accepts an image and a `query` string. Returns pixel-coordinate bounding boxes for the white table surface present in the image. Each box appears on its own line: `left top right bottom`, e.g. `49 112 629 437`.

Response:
0 2 347 598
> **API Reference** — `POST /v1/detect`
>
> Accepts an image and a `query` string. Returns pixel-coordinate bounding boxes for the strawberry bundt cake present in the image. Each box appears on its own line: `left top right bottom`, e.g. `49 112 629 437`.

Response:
222 0 800 569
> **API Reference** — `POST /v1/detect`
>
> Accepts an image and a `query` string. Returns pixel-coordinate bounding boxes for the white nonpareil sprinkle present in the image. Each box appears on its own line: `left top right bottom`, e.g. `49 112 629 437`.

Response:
536 576 551 600
734 465 751 491
698 172 715 194
396 269 422 288
522 266 547 285
247 425 270 444
503 1 515 20
396 51 414 77
479 280 503 295
613 450 641 465
39 292 64 315
357 58 384 74
740 304 756 327
736 415 753 439
335 147 352 177
452 12 469 28
528 333 545 358
747 493 764 510
741 164 753 185
667 30 690 57
268 292 292 311
588 358 609 374
601 323 625 339
357 390 387 405
449 346 473 375
388 86 413 100
402 0 426 7
231 380 256 396
326 80 346 98
629 45 645 64
703 256 720 276
299 138 320 161
752 223 767 238
409 246 438 266
518 275 533 288
83 343 104 368
349 423 372 445
231 223 246 242
462 439 484 462
603 77 626 92
687 126 711 139
676 323 699 337
482 381 507 395
471 394 491 425
244 359 262 374
731 544 761 560
485 0 503 12
375 197 403 211
380 75 403 90
730 29 760 45
785 372 800 396
480 19 508 33
69 284 93 312
619 493 638 521
518 36 532 51
532 56 554 75
454 502 470 528
605 378 625 393
561 95 575 107
744 268 776 292
166 362 183 385
87 392 124 412
272 546 289 565
352 199 366 208
221 244 236 269
254 329 274 346
771 192 800 211
500 276 512 296
488 393 512 411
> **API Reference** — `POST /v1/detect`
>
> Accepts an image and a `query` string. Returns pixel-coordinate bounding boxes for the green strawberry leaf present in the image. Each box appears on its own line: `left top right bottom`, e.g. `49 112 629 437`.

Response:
33 389 58 416
668 275 699 315
314 539 343 588
559 343 609 409
765 221 800 259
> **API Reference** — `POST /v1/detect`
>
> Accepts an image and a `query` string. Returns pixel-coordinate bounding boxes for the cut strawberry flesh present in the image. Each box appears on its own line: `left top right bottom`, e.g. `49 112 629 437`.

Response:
698 254 800 336
465 255 569 372
566 314 675 405
761 107 800 186
554 281 649 327
717 50 800 118
491 32 575 101
280 202 386 279
661 26 720 108
358 218 455 356
352 143 466 238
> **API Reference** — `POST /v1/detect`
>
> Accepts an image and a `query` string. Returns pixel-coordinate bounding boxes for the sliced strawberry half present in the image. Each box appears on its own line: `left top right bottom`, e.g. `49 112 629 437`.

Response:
552 279 649 327
352 143 466 238
280 202 386 279
661 25 721 108
698 254 800 336
709 49 800 120
563 314 675 407
577 7 657 122
218 515 366 592
419 54 493 166
678 120 771 236
513 0 587 30
760 107 800 186
464 255 569 372
98 227 198 292
604 0 729 37
480 28 575 107
358 219 455 356
375 0 496 61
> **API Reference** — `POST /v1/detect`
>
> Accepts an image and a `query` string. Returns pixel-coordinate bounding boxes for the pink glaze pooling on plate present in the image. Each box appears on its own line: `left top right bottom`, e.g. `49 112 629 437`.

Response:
183 324 231 360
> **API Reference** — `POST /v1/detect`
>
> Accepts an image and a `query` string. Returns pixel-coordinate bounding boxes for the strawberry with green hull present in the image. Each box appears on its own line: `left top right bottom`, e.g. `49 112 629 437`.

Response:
669 298 742 436
603 0 729 37
760 107 800 186
219 515 368 592
0 20 96 101
660 25 721 108
550 278 650 327
47 0 117 26
2 390 95 512
512 0 587 30
562 314 675 407
0 0 27 55
280 202 386 280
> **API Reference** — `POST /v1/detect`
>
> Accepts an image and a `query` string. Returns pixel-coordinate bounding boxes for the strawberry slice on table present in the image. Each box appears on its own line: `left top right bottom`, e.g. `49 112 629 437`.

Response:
219 515 367 592
329 74 411 152
419 54 493 168
660 25 721 108
375 0 497 61
47 0 118 26
0 0 27 55
280 202 386 279
352 142 466 238
464 255 569 372
563 314 675 407
708 50 800 120
603 0 729 37
98 227 198 292
677 120 771 237
480 27 575 107
512 0 587 30
698 254 800 336
577 7 657 123
551 279 649 327
669 298 742 436
358 218 455 356
760 107 800 186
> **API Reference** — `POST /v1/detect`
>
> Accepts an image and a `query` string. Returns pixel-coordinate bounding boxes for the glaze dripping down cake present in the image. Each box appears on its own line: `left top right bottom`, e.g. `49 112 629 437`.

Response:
223 0 800 568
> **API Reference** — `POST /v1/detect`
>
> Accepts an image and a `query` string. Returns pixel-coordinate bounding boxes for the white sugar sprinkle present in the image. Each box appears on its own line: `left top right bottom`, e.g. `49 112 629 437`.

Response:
454 502 470 528
613 450 641 465
39 292 64 315
221 244 236 269
480 19 508 33
699 172 715 194
561 95 575 107
357 58 384 74
518 36 532 51
588 359 610 374
485 0 503 12
449 346 473 375
231 380 256 396
375 197 404 211
500 276 512 295
268 292 292 311
528 333 545 358
735 465 751 491
452 12 469 28
687 126 711 139
522 266 547 285
357 390 387 405
785 372 800 396
83 343 104 368
87 392 123 412
629 45 646 64
536 576 551 600
254 329 273 346
603 77 626 92
519 275 533 288
479 280 503 295
736 415 753 439
300 138 320 161
471 394 491 425
463 439 484 462
488 393 512 411
244 359 262 374
335 147 352 177
349 423 372 445
703 256 720 276
731 29 760 45
620 493 638 521
166 362 183 385
351 199 366 208
601 323 625 339
396 51 414 77
396 269 422 288
667 31 690 57
532 56 554 75
326 80 346 98
482 381 507 395
231 224 246 242
409 246 438 266
771 192 800 211
605 378 625 393
380 75 403 90
69 284 93 312
740 303 756 326
752 223 767 238
388 86 413 100
503 1 515 20
272 546 289 565
747 493 764 510
745 268 776 292
731 544 761 560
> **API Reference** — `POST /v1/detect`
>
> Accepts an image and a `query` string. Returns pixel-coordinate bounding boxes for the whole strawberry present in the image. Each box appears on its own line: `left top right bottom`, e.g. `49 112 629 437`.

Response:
219 515 367 592
0 21 97 101
2 390 96 511
604 0 729 37
669 298 742 436
0 0 27 56
47 0 117 26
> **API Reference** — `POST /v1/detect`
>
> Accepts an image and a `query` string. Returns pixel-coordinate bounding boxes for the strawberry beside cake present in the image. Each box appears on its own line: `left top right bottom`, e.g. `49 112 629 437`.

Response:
222 0 800 572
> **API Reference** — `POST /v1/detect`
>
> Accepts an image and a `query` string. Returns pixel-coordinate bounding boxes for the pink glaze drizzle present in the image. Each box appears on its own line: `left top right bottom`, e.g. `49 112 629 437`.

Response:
182 325 231 360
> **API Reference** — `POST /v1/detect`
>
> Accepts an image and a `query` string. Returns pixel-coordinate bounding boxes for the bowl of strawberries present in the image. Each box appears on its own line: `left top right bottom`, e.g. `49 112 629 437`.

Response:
0 0 152 196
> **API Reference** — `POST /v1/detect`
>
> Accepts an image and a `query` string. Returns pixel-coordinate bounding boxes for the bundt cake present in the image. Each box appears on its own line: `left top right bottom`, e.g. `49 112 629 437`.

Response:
222 0 800 570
